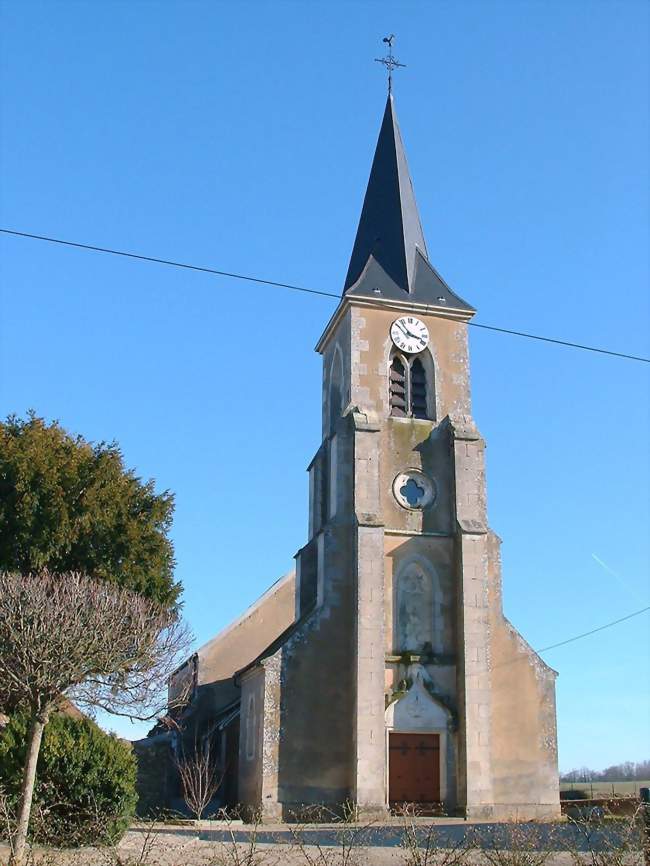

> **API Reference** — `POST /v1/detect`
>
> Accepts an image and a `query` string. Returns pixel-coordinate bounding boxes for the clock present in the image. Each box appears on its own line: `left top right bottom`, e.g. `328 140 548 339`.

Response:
390 316 429 354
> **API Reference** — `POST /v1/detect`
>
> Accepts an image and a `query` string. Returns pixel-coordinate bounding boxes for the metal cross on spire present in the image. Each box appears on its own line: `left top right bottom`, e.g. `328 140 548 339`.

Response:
374 34 406 94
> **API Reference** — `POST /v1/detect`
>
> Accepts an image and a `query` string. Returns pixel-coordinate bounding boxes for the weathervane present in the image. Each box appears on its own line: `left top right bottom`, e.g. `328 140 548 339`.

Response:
374 34 406 94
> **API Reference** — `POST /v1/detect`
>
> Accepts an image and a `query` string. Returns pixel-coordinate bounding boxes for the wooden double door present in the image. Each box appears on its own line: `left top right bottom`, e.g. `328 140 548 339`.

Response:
388 732 441 805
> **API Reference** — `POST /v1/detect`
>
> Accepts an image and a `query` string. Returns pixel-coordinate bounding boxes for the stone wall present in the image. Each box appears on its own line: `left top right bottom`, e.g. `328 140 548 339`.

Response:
237 666 265 811
238 413 358 820
488 533 561 818
132 734 173 816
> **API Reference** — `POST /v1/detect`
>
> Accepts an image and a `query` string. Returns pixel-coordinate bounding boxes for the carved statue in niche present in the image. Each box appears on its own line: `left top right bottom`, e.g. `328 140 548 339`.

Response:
396 563 433 652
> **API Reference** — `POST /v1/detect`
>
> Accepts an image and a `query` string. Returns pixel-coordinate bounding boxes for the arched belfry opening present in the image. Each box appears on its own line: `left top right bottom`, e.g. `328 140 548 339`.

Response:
410 357 427 418
389 349 435 420
389 354 407 417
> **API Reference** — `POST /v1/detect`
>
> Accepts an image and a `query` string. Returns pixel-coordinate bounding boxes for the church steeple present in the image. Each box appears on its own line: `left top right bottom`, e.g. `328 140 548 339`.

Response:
344 94 426 294
343 94 474 313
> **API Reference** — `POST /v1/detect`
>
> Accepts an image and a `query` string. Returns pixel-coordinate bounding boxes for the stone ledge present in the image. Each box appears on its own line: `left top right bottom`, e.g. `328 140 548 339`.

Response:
445 414 482 441
457 518 488 535
350 410 381 432
356 515 384 527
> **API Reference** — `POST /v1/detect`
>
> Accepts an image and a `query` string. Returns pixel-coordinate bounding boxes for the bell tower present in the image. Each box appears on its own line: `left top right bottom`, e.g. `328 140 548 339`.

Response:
237 91 560 822
312 92 491 814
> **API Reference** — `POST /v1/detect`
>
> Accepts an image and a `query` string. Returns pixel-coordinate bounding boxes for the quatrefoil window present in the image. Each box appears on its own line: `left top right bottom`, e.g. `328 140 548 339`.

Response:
393 470 436 511
400 478 426 507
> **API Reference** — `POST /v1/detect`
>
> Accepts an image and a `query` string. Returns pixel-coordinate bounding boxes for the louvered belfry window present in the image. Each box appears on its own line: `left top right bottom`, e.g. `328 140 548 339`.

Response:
389 356 408 417
410 358 427 419
390 353 431 419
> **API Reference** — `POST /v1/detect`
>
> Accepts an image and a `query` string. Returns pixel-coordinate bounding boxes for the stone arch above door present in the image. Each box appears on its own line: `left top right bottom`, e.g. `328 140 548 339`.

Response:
385 665 450 731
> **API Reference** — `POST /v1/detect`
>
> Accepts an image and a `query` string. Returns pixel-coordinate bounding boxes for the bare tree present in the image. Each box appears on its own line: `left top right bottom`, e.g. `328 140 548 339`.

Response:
175 736 224 820
0 570 192 866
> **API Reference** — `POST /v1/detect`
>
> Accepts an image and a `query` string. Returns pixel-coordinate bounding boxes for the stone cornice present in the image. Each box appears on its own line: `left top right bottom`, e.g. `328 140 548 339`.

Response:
315 294 475 355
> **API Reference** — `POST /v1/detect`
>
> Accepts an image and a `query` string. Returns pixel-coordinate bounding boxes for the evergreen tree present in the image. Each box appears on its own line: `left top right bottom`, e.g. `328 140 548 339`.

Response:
0 413 179 608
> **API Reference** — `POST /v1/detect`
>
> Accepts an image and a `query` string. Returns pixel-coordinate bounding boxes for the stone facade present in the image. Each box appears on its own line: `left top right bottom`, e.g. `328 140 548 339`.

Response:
142 92 560 821
237 300 559 821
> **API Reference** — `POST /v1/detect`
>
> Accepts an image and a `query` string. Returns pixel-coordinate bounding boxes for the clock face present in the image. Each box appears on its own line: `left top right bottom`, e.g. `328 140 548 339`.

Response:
390 316 429 354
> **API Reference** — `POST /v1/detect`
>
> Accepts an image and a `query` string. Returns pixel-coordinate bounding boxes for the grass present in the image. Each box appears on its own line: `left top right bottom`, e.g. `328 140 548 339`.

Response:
560 780 650 798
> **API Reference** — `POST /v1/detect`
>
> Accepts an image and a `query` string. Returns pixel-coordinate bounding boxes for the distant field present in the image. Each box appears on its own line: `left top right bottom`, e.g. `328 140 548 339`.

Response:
560 780 650 797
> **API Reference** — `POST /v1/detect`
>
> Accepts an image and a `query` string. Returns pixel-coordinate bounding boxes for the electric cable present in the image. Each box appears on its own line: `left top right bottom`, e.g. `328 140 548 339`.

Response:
489 605 650 671
2 228 648 364
535 605 650 654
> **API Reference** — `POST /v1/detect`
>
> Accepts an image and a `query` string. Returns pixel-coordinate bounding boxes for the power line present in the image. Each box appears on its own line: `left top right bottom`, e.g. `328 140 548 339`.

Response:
2 227 649 364
536 606 650 654
0 228 338 300
2 229 649 669
491 605 650 672
468 322 649 363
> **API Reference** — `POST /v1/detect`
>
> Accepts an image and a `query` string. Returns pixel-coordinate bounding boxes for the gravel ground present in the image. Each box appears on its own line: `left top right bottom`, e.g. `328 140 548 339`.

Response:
0 820 644 866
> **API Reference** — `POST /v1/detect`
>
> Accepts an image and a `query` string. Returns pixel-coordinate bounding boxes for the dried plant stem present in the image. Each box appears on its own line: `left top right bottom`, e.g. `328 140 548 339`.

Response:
175 738 224 820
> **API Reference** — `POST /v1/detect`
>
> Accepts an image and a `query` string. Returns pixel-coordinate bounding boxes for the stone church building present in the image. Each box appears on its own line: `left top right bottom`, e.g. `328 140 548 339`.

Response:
136 94 560 821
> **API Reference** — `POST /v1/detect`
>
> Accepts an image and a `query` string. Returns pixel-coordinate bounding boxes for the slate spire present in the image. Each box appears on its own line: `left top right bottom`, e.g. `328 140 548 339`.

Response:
343 94 474 312
344 93 425 293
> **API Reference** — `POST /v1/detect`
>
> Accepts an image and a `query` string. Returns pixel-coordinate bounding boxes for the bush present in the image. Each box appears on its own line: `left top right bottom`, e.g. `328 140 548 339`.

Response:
561 789 589 800
0 710 137 846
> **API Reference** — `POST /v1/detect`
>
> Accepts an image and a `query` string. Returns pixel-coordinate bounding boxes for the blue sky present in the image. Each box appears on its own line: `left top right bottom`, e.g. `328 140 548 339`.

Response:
1 0 648 772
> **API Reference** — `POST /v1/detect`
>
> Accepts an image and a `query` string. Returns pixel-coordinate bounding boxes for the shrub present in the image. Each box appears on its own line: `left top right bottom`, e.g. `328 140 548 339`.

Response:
561 789 589 801
0 710 137 846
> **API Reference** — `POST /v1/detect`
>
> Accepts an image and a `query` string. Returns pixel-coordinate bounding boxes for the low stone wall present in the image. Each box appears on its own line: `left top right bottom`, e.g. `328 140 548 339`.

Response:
133 735 173 816
560 796 639 817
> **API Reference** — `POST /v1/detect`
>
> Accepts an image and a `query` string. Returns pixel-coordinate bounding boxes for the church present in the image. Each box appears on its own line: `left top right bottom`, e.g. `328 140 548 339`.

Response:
136 90 560 821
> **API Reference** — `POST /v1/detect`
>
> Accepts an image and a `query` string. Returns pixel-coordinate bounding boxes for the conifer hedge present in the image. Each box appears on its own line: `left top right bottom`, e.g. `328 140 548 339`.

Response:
0 711 137 846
